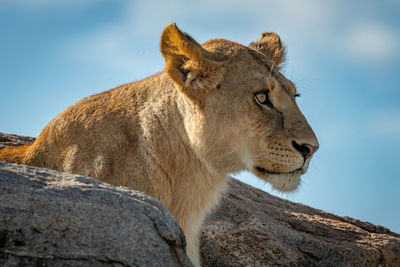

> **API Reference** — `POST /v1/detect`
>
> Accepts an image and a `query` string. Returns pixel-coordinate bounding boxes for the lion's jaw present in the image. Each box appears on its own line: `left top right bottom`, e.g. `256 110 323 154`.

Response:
252 157 312 192
246 137 315 192
231 141 311 192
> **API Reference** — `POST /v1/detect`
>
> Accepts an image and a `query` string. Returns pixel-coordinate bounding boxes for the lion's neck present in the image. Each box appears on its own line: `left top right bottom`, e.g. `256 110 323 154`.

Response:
141 74 229 232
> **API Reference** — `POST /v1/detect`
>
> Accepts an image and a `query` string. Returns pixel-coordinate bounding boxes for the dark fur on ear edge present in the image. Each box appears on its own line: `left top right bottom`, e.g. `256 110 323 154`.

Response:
249 32 286 70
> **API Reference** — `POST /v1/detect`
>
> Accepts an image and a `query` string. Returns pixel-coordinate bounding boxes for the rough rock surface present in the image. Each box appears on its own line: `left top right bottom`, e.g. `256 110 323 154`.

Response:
200 179 400 266
1 132 400 266
0 132 35 149
0 162 192 266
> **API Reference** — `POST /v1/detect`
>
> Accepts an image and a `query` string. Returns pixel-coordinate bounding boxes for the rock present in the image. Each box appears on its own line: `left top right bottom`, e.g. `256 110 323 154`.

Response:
0 132 35 150
200 179 400 266
0 162 192 266
1 132 400 266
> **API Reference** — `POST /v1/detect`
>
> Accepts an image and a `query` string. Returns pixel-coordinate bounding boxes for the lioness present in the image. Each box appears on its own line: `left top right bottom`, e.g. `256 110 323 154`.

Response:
0 23 318 266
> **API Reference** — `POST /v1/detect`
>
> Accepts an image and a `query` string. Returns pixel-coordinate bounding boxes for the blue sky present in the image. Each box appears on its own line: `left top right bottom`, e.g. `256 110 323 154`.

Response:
1 0 399 233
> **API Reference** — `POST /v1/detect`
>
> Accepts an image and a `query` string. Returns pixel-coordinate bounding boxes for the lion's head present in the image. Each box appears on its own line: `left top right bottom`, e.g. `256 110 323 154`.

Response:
161 24 318 192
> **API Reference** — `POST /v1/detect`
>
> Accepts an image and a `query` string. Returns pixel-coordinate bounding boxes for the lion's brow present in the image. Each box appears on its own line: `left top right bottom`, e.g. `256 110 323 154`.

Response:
248 49 293 94
248 49 273 73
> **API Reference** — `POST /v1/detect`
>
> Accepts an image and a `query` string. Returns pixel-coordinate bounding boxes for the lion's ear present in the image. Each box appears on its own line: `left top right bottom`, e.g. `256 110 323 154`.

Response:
161 23 224 100
249 32 286 70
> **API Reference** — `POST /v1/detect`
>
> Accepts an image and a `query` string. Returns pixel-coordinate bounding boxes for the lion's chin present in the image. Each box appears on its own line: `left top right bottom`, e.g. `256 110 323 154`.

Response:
253 167 302 192
266 173 301 192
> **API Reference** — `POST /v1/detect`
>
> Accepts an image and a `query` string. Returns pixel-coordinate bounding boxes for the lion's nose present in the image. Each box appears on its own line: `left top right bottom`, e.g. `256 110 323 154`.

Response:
291 140 318 159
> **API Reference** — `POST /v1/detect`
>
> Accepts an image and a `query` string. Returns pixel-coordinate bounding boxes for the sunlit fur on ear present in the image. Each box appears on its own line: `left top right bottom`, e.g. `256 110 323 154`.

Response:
160 23 225 100
161 23 191 88
249 32 286 70
161 23 205 78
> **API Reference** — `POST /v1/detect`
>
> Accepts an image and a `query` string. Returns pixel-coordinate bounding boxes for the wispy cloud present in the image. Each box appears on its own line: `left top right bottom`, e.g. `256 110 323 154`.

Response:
54 0 399 80
56 0 337 74
341 22 399 64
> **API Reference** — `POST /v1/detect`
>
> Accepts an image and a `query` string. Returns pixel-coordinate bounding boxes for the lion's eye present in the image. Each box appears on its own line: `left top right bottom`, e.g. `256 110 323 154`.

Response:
254 90 273 108
256 93 267 103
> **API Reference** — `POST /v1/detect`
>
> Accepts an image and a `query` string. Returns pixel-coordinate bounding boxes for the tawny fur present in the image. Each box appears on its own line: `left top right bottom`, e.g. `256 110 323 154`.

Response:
0 23 318 266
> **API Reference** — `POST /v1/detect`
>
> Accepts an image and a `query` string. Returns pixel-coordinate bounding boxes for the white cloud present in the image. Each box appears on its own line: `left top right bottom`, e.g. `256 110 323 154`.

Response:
57 0 336 73
341 22 399 63
54 0 399 79
125 0 337 41
258 0 336 29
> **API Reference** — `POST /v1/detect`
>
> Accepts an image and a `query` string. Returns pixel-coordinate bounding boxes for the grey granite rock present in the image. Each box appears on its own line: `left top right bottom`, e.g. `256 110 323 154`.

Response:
0 162 192 266
0 132 35 150
200 179 400 266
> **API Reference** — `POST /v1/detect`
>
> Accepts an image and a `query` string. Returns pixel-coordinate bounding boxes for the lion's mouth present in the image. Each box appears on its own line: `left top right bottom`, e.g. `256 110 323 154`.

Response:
255 166 303 176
